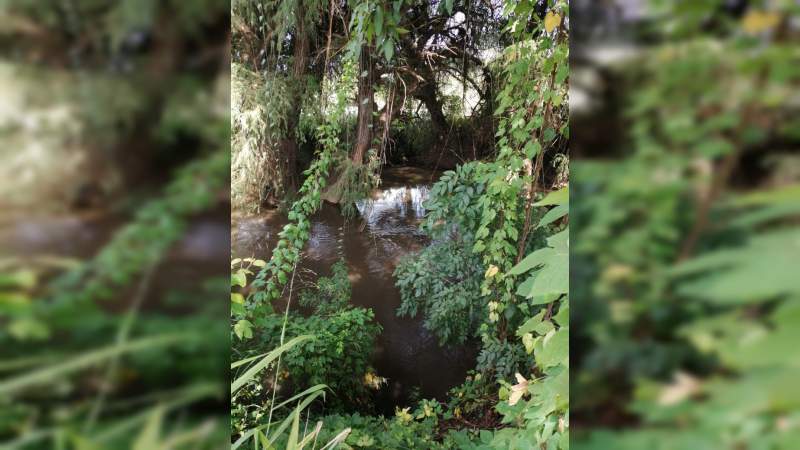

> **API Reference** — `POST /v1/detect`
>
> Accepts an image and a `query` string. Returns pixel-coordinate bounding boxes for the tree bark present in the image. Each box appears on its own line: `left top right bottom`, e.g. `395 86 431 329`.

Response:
279 12 310 193
352 47 374 165
416 82 448 137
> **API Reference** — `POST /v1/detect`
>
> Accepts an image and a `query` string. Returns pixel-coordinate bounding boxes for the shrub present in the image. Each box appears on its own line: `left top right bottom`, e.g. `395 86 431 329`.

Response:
253 261 381 408
395 239 483 346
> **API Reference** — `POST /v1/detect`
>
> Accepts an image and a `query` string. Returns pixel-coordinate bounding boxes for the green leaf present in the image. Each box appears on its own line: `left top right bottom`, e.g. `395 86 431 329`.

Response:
538 204 568 228
512 229 568 298
535 328 569 369
233 320 253 340
231 270 247 287
375 7 384 37
553 299 569 327
231 335 313 393
383 39 394 62
0 270 36 289
555 63 568 85
519 259 567 298
8 318 50 341
670 229 800 305
510 249 549 276
0 334 190 395
535 186 569 206
287 404 301 450
231 302 246 316
132 407 164 450
697 138 734 157
547 228 568 249
524 141 542 159
730 182 800 208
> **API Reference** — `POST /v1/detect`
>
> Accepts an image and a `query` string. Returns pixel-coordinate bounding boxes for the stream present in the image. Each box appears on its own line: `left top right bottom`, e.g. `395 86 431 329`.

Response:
232 167 477 412
0 166 478 413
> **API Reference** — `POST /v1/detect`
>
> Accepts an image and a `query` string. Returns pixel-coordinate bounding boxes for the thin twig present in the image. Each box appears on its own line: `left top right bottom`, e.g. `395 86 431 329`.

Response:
323 0 336 79
677 150 739 261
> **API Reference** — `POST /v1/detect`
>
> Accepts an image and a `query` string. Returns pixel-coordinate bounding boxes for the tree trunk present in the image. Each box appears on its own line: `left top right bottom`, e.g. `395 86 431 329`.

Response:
278 138 299 193
280 12 310 192
416 82 448 138
352 47 374 165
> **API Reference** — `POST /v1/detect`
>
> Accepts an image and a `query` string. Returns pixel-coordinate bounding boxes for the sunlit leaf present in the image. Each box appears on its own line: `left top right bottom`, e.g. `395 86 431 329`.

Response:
544 11 561 33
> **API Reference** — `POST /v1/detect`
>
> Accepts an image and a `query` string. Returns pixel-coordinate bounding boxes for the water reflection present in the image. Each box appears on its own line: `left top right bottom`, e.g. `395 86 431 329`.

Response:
357 185 429 231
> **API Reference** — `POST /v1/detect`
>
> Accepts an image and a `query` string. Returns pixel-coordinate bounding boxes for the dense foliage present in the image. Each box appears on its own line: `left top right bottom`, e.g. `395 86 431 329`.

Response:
232 0 569 449
572 1 800 449
395 163 488 346
0 1 230 448
257 262 381 406
232 260 381 436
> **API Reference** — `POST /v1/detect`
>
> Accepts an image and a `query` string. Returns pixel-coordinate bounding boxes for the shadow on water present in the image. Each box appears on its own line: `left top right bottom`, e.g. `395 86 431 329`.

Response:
232 167 478 414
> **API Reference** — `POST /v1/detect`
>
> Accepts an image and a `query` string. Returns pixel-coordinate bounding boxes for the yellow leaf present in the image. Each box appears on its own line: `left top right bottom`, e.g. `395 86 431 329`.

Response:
522 333 535 354
485 265 499 278
602 264 633 282
395 407 413 424
742 10 780 34
364 371 387 389
508 373 529 406
544 11 561 33
658 372 700 406
508 389 524 406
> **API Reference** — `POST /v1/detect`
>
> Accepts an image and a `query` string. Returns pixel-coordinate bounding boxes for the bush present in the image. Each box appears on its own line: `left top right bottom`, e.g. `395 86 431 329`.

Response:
313 412 446 449
395 239 483 346
253 261 382 408
394 163 487 346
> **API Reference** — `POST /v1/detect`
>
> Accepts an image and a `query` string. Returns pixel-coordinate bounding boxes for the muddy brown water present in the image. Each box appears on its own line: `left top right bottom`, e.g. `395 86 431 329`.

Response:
0 209 231 315
232 167 477 413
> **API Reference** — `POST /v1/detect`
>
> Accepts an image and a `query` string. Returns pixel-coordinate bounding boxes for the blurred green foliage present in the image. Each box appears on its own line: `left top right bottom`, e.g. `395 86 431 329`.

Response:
573 1 800 449
0 0 229 448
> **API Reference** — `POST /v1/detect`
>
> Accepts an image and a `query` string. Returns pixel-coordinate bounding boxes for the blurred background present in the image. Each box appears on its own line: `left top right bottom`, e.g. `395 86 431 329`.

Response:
0 1 230 448
571 0 800 449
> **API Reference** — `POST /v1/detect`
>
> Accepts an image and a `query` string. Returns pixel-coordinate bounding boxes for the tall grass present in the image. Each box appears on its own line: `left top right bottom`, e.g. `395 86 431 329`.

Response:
232 258 350 449
0 331 221 449
231 336 351 450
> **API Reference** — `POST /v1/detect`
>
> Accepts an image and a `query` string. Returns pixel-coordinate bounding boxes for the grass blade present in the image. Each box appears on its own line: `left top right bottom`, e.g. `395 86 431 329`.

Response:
231 335 313 394
0 334 191 396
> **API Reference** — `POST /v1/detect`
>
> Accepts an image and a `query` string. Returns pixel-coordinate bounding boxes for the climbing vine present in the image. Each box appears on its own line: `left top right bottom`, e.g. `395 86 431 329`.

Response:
231 0 571 448
471 1 570 447
243 61 357 317
475 0 568 335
